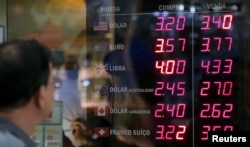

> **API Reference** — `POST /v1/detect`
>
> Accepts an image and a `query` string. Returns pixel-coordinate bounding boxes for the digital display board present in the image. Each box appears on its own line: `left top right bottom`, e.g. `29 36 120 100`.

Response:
85 0 250 147
153 12 236 143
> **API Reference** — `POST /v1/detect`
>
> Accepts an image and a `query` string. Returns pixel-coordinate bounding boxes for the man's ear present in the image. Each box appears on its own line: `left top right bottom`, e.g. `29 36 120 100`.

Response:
34 85 46 109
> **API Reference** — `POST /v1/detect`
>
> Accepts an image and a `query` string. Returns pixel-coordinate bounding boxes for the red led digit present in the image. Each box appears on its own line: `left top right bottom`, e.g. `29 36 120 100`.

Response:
200 81 210 96
179 38 186 52
176 16 186 30
212 59 221 74
155 60 165 74
201 37 210 52
201 15 210 30
165 17 175 31
165 60 175 74
201 125 210 140
165 125 175 140
212 16 221 28
155 38 164 53
166 38 174 52
176 60 186 74
201 60 210 74
223 103 233 118
223 59 233 74
166 82 175 95
214 81 222 95
155 17 164 31
200 104 210 118
155 125 164 139
154 82 164 96
154 103 164 118
177 82 185 96
222 81 233 96
214 37 222 51
225 37 233 50
224 126 233 131
166 104 175 117
176 125 186 140
213 126 222 131
222 15 233 30
176 104 186 118
211 103 221 118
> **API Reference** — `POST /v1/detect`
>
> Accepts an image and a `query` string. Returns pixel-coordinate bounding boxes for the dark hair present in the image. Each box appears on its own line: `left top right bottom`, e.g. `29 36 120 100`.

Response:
0 39 52 111
63 131 75 147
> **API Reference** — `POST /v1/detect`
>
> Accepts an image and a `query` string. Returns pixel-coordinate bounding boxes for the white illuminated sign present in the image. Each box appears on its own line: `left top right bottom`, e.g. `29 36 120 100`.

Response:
40 101 63 125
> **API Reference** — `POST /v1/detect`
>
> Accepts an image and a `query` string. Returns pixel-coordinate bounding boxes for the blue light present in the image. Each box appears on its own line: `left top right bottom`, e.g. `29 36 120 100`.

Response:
153 11 161 17
190 6 196 13
162 11 169 17
81 80 90 87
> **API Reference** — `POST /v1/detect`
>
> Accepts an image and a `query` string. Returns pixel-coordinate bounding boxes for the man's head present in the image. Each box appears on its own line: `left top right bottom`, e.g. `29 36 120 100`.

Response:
0 39 54 120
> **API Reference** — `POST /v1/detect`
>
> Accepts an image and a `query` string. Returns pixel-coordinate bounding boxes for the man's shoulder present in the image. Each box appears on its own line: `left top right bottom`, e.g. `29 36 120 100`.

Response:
0 129 26 147
0 118 36 147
